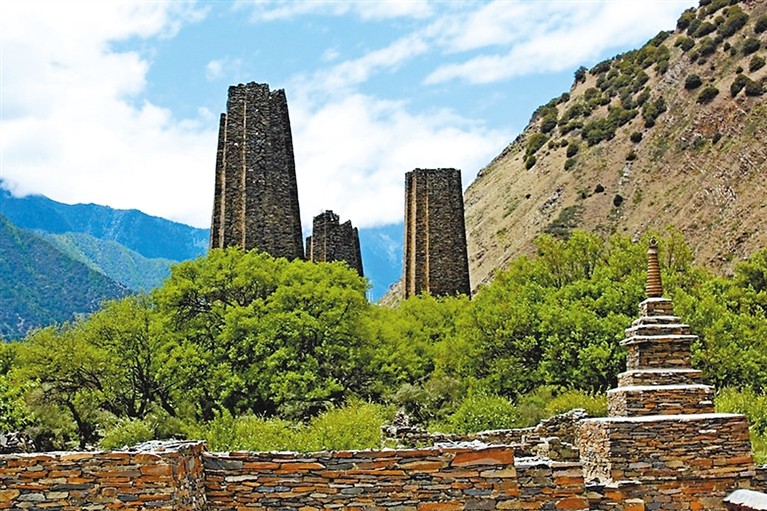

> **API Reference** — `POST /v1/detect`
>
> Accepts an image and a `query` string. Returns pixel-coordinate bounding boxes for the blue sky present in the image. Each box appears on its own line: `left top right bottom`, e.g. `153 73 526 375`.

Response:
1 0 696 231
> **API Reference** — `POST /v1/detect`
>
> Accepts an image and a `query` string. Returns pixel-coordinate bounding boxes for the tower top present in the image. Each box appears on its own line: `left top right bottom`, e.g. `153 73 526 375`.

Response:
645 238 663 298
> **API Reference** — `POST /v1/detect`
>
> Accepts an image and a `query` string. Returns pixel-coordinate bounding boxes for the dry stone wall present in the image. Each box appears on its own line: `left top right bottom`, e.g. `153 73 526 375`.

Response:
0 441 206 510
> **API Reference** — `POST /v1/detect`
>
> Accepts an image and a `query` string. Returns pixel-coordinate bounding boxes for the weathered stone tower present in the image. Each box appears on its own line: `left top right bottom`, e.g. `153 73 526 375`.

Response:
403 168 470 298
306 210 363 276
579 239 756 509
209 82 304 260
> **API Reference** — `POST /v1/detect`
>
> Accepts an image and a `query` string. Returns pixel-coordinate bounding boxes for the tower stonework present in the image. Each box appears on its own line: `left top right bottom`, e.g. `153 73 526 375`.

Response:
404 168 470 298
306 210 363 276
210 82 304 260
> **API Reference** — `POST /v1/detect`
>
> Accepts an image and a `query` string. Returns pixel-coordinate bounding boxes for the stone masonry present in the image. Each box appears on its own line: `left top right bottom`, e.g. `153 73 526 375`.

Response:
306 210 363 276
578 239 758 510
404 168 470 298
209 82 304 260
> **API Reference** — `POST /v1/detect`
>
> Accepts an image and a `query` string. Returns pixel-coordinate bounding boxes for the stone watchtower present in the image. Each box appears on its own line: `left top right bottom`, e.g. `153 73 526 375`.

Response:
306 210 363 276
404 168 470 298
579 239 757 509
210 82 304 260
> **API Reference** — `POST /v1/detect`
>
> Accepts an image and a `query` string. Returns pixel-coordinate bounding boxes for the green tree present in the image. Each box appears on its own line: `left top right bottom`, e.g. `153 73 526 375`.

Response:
153 247 372 420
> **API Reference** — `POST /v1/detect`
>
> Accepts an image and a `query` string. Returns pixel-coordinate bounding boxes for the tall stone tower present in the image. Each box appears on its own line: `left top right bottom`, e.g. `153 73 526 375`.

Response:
306 210 363 276
209 82 304 260
403 168 470 298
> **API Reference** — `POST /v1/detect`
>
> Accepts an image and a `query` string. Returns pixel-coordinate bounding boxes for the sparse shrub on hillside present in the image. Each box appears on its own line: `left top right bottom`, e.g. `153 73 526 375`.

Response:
626 150 637 161
635 89 651 106
677 8 697 31
581 106 638 146
730 74 749 96
641 96 667 128
655 59 670 74
675 36 696 52
613 194 624 207
525 155 537 170
594 184 605 193
687 18 703 37
744 79 765 97
702 0 729 16
697 37 718 58
566 141 580 157
749 55 766 72
697 85 720 103
526 132 549 157
718 6 748 38
590 60 611 76
564 158 577 171
574 66 587 84
684 74 703 90
630 131 643 143
755 14 767 34
541 116 557 133
742 38 762 56
694 21 716 38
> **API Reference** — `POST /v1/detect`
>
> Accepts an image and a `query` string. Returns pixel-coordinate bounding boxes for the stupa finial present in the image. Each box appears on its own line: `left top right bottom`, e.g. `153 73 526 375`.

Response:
645 238 663 298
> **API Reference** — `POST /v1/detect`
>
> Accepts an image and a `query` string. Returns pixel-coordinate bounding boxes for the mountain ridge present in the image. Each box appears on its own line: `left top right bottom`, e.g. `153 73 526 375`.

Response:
463 0 767 291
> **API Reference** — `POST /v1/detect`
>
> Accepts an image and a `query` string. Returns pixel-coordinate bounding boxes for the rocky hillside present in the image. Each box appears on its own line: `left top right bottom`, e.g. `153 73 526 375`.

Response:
465 0 767 290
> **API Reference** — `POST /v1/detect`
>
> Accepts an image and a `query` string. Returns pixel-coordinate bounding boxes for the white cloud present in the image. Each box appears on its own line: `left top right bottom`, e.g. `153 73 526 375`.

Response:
0 1 215 228
290 94 508 229
240 0 433 22
205 58 243 81
425 1 695 84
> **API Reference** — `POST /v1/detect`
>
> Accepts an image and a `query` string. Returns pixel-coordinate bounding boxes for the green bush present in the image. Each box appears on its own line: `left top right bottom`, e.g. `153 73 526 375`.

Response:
675 36 696 52
731 74 749 96
203 410 297 451
564 158 577 171
525 155 537 170
754 14 767 34
100 418 155 450
630 131 643 143
676 9 696 31
446 393 520 434
718 7 748 38
697 37 718 57
566 141 580 158
749 56 765 73
626 150 637 161
744 80 764 97
742 38 762 56
299 400 393 451
526 132 549 157
684 74 703 90
697 85 720 104
544 389 607 418
693 21 716 38
715 388 767 435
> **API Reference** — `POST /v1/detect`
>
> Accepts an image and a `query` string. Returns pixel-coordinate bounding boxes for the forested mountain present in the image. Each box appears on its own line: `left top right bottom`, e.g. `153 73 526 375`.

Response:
463 0 767 290
0 214 128 340
0 185 208 261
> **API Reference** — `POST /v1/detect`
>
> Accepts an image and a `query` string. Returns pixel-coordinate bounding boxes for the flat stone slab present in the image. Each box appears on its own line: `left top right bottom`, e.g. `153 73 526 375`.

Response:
725 489 767 510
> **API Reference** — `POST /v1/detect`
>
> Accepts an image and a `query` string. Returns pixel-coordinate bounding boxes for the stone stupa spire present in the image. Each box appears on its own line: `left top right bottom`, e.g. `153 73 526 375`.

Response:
645 238 663 298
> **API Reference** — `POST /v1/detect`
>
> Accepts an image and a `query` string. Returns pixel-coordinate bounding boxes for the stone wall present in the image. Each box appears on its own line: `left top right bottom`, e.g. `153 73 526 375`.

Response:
210 82 304 260
203 445 520 510
0 441 206 510
1 440 764 510
306 210 363 276
404 168 470 298
579 413 754 482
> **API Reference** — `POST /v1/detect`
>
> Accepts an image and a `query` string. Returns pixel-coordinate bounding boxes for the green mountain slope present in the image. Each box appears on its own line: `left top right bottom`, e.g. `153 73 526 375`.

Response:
463 0 767 290
0 215 129 340
43 232 175 292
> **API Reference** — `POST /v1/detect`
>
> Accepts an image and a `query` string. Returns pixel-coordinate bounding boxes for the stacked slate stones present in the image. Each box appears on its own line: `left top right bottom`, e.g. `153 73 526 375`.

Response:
579 239 757 509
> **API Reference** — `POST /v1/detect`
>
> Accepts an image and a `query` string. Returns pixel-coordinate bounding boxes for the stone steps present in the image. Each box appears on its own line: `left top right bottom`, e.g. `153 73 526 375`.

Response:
608 384 715 417
618 368 704 387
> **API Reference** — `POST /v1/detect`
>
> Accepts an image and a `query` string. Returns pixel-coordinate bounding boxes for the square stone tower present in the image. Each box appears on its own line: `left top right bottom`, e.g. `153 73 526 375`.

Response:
404 168 470 298
306 210 363 277
210 82 304 260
